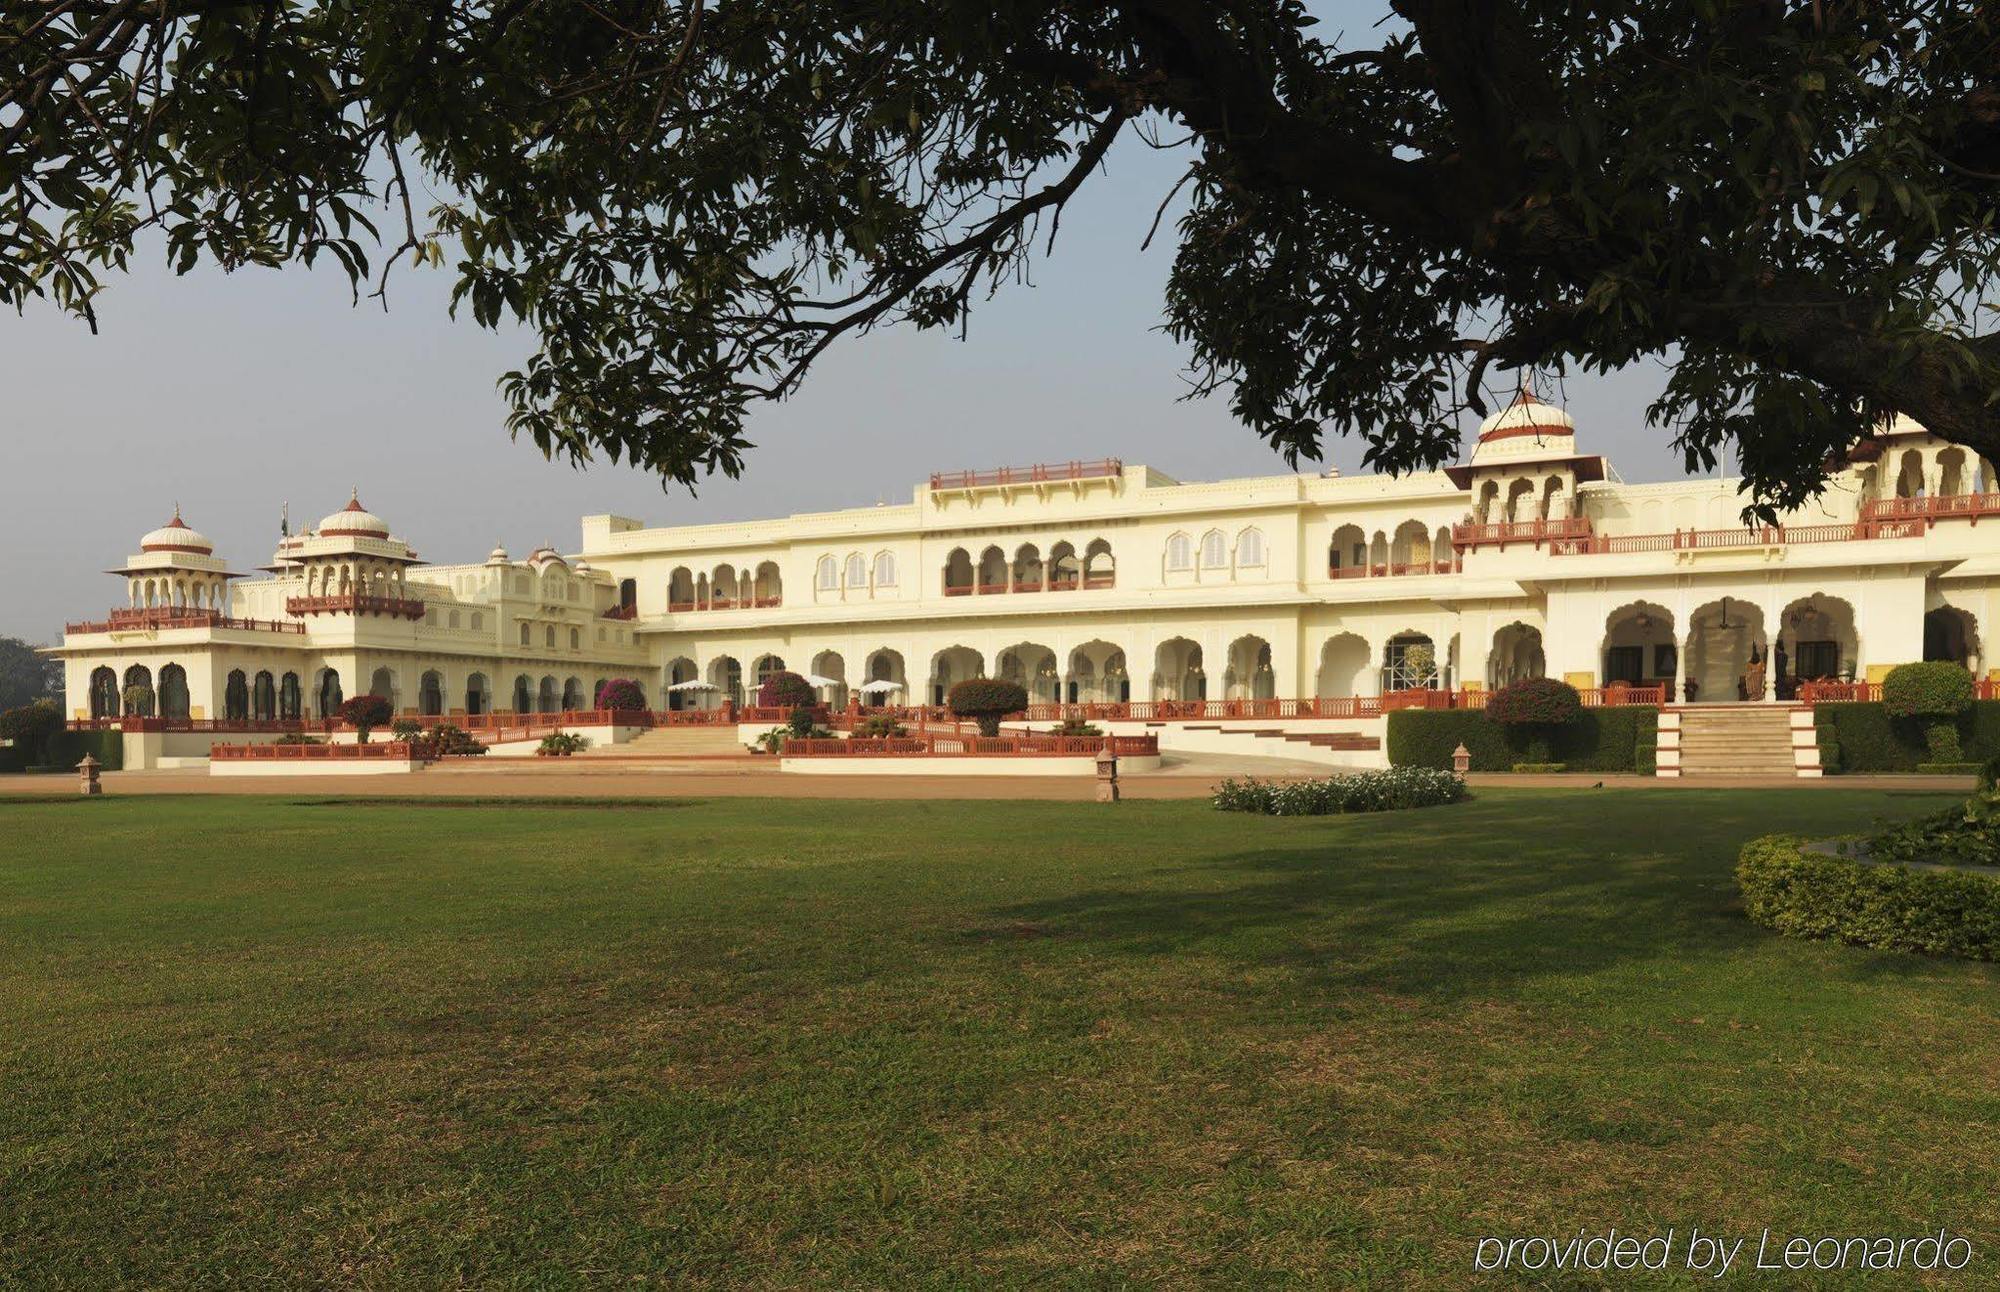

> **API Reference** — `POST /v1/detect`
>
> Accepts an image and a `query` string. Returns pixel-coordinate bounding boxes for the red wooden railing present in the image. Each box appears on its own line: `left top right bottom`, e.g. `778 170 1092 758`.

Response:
66 609 305 635
1453 517 1595 549
1549 521 1924 555
943 577 1115 596
929 458 1123 490
785 732 1158 757
1862 493 2000 523
285 594 426 619
211 741 415 761
663 595 780 613
1799 678 2000 704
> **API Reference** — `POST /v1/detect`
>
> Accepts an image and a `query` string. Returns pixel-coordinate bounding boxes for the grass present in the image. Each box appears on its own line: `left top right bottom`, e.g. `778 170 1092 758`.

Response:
5 788 1999 1287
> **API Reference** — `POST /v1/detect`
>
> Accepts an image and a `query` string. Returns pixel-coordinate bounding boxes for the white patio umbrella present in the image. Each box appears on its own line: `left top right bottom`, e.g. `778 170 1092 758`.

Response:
802 673 843 689
857 679 904 696
666 680 719 692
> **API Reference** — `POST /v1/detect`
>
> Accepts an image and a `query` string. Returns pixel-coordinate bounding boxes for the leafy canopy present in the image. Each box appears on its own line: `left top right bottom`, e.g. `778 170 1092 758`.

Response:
9 2 2000 507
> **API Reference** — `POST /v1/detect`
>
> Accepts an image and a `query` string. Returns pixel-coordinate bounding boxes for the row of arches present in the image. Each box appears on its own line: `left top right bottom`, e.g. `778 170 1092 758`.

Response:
1472 473 1571 525
1859 446 1999 503
942 540 1114 595
1329 522 1455 577
667 562 781 612
128 577 231 612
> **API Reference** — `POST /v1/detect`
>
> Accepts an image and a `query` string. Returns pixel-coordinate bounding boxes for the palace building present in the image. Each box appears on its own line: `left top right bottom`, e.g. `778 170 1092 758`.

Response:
50 391 2000 729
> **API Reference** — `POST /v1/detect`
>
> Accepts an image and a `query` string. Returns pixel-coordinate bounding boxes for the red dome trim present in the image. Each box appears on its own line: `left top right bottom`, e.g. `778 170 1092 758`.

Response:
1477 422 1574 444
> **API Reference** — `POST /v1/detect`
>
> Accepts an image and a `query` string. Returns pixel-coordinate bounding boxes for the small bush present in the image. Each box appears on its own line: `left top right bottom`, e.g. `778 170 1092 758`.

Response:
390 718 424 741
1737 833 2000 960
422 724 487 756
948 679 1030 737
1867 787 2000 867
598 678 647 711
758 670 817 710
854 714 907 738
1510 762 1567 773
121 683 153 716
1051 718 1104 738
1213 767 1469 815
786 706 817 737
272 732 323 746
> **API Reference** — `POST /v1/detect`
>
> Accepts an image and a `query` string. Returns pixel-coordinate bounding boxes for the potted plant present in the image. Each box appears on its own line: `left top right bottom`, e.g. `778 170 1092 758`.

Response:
536 729 590 757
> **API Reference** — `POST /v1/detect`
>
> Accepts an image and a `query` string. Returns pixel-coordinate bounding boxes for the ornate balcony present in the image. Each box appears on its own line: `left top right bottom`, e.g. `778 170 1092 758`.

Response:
66 609 305 635
285 594 426 619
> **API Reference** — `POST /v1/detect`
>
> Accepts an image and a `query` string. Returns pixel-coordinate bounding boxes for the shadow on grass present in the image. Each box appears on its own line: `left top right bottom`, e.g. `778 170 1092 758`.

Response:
984 791 1976 998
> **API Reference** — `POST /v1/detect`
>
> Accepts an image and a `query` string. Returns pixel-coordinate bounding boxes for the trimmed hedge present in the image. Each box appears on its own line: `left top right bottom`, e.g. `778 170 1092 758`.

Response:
1387 706 1660 773
1737 833 2000 960
42 728 122 772
1213 767 1469 815
1813 700 2000 773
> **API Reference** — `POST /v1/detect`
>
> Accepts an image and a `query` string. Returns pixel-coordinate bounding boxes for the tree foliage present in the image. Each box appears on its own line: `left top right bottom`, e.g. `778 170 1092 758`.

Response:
947 679 1030 736
0 637 58 711
756 670 817 710
10 2 2000 506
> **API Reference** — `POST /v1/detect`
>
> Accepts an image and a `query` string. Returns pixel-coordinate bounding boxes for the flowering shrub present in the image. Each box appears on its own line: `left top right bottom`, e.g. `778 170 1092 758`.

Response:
339 694 394 742
1213 767 1468 815
597 678 647 711
948 679 1030 736
758 670 817 709
1484 677 1583 762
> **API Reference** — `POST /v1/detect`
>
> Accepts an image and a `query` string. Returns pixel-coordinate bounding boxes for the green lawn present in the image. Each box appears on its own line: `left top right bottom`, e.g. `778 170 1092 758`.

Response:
5 789 1998 1287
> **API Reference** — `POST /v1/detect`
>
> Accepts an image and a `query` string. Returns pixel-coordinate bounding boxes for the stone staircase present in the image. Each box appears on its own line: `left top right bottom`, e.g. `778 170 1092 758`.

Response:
580 724 746 758
1659 705 1816 778
1148 723 1386 769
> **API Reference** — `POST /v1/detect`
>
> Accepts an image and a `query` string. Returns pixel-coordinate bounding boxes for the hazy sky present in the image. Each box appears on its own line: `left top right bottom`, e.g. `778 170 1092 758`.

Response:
2 5 1690 642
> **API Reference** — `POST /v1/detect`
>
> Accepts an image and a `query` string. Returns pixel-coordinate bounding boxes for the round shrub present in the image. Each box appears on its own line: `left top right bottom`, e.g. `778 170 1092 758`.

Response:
948 678 1029 737
339 694 394 741
1882 661 1975 761
757 670 817 710
1484 677 1583 762
597 678 646 711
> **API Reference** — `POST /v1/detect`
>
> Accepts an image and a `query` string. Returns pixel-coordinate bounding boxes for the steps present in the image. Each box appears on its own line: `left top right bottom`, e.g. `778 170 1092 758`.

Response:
1661 705 1813 778
582 725 745 758
1150 723 1387 769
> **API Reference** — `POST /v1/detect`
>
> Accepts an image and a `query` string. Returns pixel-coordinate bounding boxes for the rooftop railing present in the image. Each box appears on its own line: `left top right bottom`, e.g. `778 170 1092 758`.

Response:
929 458 1123 491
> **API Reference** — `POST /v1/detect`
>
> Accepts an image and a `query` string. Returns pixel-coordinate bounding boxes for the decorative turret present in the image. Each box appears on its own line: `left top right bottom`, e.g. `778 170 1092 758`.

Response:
281 490 427 620
108 506 241 620
1444 382 1609 541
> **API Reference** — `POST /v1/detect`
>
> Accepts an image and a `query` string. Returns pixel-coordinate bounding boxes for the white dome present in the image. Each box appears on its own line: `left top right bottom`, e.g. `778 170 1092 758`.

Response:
1469 387 1577 466
140 508 214 555
527 543 566 568
318 491 392 539
487 544 510 564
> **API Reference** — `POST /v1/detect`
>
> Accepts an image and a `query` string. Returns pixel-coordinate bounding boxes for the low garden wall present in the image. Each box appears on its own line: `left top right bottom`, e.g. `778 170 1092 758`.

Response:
209 742 421 776
1811 700 2000 773
1386 706 1659 773
782 733 1161 776
1737 834 2000 960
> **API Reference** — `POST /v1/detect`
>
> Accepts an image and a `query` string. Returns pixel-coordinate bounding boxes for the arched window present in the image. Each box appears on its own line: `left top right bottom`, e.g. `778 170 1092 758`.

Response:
569 626 580 650
224 670 249 721
470 613 483 631
518 622 531 646
1166 532 1193 571
874 551 897 587
544 625 556 648
1236 528 1266 568
1199 530 1228 569
816 556 838 591
448 610 461 629
845 552 868 588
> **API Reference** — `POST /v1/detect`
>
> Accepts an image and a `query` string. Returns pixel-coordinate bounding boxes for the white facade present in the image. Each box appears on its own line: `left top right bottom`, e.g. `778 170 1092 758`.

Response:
52 397 2000 721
